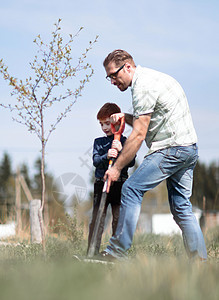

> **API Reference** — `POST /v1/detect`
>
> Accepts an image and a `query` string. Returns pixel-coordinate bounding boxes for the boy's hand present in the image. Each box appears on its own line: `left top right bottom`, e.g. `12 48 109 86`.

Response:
110 113 125 124
112 140 122 152
107 148 118 159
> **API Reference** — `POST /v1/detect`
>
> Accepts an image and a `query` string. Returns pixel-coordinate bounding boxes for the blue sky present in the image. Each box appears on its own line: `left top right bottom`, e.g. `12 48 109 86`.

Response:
0 0 219 188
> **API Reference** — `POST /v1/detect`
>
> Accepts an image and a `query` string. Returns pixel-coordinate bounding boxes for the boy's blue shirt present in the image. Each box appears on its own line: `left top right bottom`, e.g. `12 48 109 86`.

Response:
93 134 135 179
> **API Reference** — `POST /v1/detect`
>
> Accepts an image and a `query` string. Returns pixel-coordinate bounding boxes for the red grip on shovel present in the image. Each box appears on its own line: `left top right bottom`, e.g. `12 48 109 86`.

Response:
111 115 125 140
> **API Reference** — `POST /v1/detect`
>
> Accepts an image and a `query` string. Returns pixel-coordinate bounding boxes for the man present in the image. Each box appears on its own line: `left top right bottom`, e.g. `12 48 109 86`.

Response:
101 49 207 261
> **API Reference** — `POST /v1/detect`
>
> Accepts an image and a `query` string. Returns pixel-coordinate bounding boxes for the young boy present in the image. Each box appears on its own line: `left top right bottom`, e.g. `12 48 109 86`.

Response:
87 102 135 255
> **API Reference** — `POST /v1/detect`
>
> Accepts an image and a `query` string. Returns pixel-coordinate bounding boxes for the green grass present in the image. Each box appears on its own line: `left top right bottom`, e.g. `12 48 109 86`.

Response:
0 227 218 300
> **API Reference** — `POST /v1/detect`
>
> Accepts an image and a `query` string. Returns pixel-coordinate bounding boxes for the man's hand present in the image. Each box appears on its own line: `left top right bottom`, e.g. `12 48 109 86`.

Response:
107 148 118 159
110 113 125 124
104 165 121 193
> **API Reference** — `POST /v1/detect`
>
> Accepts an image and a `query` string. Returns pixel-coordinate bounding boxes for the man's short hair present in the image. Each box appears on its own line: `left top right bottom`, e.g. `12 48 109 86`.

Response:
97 102 121 120
103 49 135 68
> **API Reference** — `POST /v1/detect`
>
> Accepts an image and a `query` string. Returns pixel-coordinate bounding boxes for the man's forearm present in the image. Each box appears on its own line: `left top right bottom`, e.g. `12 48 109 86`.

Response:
114 129 144 171
114 114 151 171
124 113 134 127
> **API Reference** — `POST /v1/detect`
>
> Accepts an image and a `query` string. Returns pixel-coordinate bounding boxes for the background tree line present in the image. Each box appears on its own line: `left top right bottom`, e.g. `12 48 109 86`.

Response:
191 160 219 210
0 152 66 224
0 152 218 225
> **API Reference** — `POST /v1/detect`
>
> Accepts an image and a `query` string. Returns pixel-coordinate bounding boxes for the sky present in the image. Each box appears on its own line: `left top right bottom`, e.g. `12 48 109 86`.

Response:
0 0 219 192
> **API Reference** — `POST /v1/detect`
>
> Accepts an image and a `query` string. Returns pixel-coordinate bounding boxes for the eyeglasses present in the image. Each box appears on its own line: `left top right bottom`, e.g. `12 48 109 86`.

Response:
106 64 125 81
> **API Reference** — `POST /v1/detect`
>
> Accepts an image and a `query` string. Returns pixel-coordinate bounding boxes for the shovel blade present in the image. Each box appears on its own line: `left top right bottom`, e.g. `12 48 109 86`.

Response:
87 188 108 258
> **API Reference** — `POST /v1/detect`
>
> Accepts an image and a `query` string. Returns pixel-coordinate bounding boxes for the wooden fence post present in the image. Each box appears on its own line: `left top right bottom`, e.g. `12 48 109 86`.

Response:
200 196 206 233
15 169 48 244
30 199 42 243
15 168 21 234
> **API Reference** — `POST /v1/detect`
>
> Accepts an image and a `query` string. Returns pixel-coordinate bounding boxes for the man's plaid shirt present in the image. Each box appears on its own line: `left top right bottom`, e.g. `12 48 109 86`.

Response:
131 65 197 155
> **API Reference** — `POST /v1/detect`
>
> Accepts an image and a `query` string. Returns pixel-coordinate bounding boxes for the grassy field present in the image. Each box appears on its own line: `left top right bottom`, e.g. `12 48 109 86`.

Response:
0 226 218 300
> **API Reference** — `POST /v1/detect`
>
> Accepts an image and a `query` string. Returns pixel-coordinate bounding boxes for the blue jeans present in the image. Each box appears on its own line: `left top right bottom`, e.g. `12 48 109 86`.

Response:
106 144 207 260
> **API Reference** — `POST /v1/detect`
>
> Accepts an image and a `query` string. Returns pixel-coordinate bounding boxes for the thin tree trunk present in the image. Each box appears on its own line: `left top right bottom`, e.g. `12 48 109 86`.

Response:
39 109 46 252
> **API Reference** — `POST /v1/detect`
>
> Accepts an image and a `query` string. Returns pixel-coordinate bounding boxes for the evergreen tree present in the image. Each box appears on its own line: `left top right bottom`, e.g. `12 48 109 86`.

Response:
0 152 14 220
0 152 12 186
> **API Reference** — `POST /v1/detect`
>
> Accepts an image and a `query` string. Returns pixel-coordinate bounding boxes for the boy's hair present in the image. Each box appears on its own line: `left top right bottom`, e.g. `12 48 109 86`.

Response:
97 102 121 120
103 49 136 68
